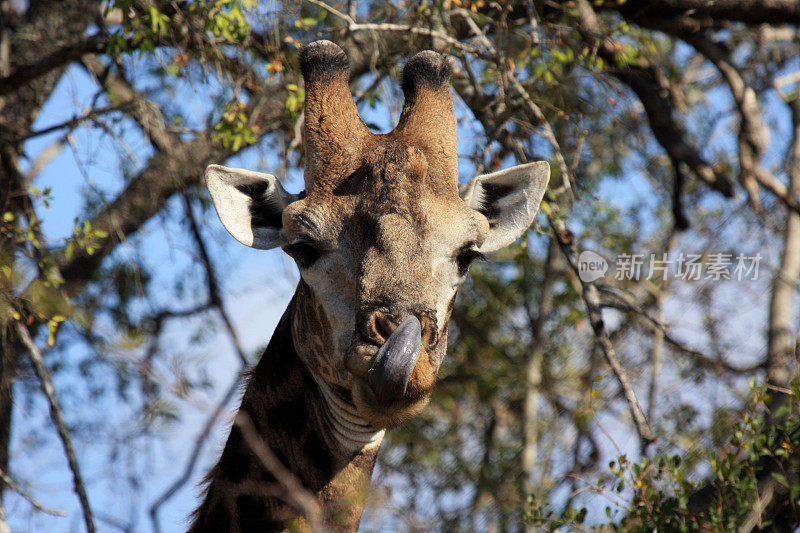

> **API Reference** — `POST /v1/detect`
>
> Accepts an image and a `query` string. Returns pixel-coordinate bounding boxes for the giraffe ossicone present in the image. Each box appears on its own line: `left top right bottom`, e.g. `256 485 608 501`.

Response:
191 40 549 532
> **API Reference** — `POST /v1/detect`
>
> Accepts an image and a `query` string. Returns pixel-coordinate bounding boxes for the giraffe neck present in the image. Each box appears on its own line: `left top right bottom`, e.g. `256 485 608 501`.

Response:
190 289 384 533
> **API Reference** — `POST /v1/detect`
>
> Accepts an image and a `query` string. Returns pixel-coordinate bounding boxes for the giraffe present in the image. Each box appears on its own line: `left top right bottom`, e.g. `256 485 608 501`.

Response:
190 40 550 532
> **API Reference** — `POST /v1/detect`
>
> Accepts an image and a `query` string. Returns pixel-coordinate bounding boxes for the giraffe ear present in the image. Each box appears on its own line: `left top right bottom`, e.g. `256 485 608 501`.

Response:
461 161 550 253
205 165 301 250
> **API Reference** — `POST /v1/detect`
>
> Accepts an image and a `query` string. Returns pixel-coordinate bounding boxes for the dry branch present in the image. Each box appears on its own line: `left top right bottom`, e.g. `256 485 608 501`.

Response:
451 35 655 446
549 215 656 447
307 0 479 53
148 194 253 532
13 321 96 533
0 468 66 517
574 0 736 200
148 374 242 533
599 288 763 375
235 412 327 532
608 0 800 26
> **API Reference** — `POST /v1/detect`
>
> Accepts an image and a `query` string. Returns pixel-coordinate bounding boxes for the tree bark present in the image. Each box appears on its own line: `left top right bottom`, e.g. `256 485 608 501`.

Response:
767 97 800 387
521 240 557 526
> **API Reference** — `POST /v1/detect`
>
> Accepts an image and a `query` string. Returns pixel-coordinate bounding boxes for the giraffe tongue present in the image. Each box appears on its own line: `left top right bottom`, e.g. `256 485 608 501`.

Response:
368 316 422 405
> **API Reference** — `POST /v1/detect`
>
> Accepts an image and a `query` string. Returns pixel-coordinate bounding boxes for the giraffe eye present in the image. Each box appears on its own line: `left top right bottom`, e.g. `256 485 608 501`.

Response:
455 248 485 276
284 241 321 269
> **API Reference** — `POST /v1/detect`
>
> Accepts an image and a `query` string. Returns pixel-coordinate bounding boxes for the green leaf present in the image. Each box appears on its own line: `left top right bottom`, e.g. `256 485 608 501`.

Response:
149 6 160 33
772 472 789 488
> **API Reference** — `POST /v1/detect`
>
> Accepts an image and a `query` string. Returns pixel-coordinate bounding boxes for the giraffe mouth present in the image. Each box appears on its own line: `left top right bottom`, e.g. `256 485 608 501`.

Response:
367 316 423 405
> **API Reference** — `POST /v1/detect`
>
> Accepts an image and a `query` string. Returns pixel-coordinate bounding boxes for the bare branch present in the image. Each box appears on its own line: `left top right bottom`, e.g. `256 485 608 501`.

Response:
13 320 96 533
148 193 254 532
598 287 763 375
20 105 125 142
0 468 66 517
451 48 655 445
607 0 800 26
573 0 736 201
81 56 178 153
234 412 327 532
644 20 800 216
183 194 248 365
0 34 107 97
451 8 575 198
549 216 655 447
148 373 242 533
307 0 480 53
683 32 768 210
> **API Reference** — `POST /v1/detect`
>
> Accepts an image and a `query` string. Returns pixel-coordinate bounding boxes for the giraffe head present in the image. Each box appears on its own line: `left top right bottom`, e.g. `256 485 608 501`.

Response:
206 41 549 430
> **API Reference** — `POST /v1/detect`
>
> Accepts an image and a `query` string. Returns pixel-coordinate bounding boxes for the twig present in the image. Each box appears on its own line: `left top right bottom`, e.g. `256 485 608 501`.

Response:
599 288 764 375
14 320 96 533
148 373 243 533
24 136 67 181
451 8 574 198
507 73 575 199
95 512 133 533
549 216 656 447
148 194 253 533
572 0 736 199
0 468 66 517
305 0 480 54
18 104 125 142
183 194 248 365
235 411 327 532
681 32 768 211
448 36 653 445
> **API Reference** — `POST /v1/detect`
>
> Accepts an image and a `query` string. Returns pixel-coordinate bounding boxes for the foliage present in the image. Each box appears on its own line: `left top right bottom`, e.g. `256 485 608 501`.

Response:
526 380 800 531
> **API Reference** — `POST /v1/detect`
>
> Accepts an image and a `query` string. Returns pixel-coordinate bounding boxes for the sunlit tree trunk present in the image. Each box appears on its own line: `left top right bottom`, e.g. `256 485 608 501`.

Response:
521 240 557 529
767 97 800 387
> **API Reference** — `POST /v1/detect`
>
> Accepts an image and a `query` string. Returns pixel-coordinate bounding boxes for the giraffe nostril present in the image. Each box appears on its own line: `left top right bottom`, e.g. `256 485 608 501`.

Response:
363 308 436 347
374 313 397 343
411 310 438 349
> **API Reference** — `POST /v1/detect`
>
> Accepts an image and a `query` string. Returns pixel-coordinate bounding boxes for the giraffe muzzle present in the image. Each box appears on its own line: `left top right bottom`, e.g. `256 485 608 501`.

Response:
367 315 422 404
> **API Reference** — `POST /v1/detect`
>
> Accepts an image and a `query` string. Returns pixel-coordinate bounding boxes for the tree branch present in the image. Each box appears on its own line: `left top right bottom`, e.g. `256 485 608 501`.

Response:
13 320 96 533
183 194 248 365
573 0 736 201
234 412 327 532
0 468 66 517
606 0 800 27
81 55 179 153
598 287 764 375
549 217 655 447
148 373 242 533
452 47 655 446
0 34 107 97
642 19 800 216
